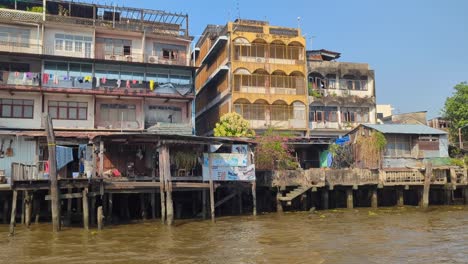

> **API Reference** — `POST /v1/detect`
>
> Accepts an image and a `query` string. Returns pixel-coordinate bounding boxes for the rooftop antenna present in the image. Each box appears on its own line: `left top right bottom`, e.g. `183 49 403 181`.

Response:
236 0 241 21
297 16 301 29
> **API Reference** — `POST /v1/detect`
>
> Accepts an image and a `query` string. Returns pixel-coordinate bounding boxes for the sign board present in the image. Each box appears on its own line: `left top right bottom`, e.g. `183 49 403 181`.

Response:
202 153 255 182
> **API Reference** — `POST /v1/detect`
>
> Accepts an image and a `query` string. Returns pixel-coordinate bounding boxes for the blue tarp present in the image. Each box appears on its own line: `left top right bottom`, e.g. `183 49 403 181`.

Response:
335 135 350 146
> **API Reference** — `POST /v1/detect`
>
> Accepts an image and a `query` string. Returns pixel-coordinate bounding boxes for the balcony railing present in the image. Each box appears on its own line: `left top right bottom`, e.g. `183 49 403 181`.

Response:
233 44 305 65
0 71 41 87
95 51 145 63
0 41 42 54
145 53 187 66
0 8 42 23
235 103 306 129
234 74 306 95
43 45 93 59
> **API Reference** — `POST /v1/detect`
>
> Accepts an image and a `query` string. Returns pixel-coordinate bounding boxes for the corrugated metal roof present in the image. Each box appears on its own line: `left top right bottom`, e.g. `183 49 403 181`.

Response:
361 124 447 135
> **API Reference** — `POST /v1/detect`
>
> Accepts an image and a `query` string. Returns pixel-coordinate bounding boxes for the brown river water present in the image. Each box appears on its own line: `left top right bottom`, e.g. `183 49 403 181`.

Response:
0 206 467 264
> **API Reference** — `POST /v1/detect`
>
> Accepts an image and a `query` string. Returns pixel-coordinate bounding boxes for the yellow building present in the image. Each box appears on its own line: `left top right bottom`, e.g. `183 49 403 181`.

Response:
194 19 308 136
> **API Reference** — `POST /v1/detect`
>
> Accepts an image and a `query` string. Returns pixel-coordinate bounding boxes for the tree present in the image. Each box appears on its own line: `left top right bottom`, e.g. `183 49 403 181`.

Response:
254 128 298 171
443 82 468 143
213 112 255 137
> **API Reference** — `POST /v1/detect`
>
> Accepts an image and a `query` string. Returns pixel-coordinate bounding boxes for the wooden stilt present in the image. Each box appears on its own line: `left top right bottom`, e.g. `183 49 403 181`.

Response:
346 189 353 209
90 195 96 226
445 188 452 205
123 194 130 219
82 188 89 230
397 189 404 206
66 188 72 226
151 192 156 219
9 190 18 236
159 144 173 225
238 189 243 214
371 188 378 208
322 189 329 210
464 187 468 205
252 181 257 216
301 193 308 211
422 162 432 209
276 190 283 213
202 189 207 219
209 179 215 222
97 206 103 230
34 194 40 224
25 191 32 227
21 191 25 225
108 193 113 223
140 193 146 220
44 114 60 232
158 145 166 224
3 196 9 224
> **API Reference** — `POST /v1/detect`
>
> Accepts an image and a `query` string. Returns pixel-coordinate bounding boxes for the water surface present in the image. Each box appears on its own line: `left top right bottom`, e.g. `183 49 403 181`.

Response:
0 206 467 264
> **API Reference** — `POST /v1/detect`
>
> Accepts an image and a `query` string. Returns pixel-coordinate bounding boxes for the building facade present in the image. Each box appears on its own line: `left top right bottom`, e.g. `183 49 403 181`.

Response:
307 49 377 138
195 20 308 136
0 0 195 133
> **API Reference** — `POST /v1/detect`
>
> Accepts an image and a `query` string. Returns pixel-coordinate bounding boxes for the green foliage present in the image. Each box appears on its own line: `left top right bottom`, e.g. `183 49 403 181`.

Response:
443 82 468 142
374 131 387 151
328 143 340 156
450 158 464 167
254 128 298 171
214 112 255 137
27 6 43 13
309 89 322 98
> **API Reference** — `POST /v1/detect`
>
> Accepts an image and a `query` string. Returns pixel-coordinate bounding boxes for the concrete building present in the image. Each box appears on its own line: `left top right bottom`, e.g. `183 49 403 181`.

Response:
0 0 196 180
381 111 427 125
376 104 393 123
307 49 377 138
194 20 308 136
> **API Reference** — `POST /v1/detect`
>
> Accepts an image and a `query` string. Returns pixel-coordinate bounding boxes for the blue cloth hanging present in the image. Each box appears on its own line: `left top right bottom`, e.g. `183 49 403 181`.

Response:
56 146 74 170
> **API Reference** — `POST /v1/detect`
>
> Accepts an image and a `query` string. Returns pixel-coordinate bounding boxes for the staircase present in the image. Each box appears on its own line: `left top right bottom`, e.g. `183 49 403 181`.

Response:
278 186 311 205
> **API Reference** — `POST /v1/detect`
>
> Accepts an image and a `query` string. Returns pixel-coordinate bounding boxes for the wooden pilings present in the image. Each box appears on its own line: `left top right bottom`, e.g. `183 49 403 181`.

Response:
25 191 32 227
82 188 89 230
9 190 17 236
97 206 104 230
346 189 353 209
321 189 329 210
422 162 432 209
252 181 257 216
371 189 378 208
396 189 404 206
44 114 60 232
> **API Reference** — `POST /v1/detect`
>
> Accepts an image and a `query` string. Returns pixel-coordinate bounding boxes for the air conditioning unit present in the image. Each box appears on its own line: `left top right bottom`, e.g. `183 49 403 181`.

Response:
148 55 158 64
126 55 133 62
343 89 350 96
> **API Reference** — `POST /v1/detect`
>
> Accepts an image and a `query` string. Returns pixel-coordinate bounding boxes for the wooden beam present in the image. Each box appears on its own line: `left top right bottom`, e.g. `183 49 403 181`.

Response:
82 188 89 230
252 181 257 216
214 191 237 208
43 113 60 232
422 162 432 209
45 192 99 200
9 190 17 236
159 145 166 224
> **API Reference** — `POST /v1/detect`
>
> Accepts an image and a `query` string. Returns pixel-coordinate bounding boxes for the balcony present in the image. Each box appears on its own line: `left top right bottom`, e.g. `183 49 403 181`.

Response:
95 51 144 63
0 8 42 23
0 71 41 87
233 43 305 65
0 41 42 55
145 53 187 67
233 74 306 95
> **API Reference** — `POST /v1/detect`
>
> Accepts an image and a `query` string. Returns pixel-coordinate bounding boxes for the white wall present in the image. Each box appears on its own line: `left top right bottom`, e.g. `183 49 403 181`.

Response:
0 135 37 181
0 91 42 129
43 94 95 129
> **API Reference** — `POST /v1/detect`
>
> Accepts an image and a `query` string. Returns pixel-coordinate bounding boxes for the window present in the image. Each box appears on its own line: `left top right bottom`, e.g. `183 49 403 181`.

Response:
309 106 338 122
100 104 136 122
162 49 177 60
418 135 439 151
48 101 87 120
341 107 369 123
99 38 132 56
55 39 64 51
385 135 412 157
75 41 82 52
0 98 34 119
0 26 31 47
65 40 73 51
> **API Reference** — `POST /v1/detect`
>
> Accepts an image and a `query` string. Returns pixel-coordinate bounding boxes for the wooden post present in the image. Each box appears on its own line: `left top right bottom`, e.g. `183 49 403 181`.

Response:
43 113 60 232
3 196 9 224
371 188 378 208
99 141 104 177
97 206 103 230
66 188 72 226
252 181 257 216
90 196 96 225
346 189 353 209
158 145 166 224
160 144 173 225
321 189 329 210
151 167 156 219
445 188 452 205
108 193 113 223
82 188 89 230
397 188 404 206
202 189 207 219
238 189 243 214
276 190 283 213
140 193 146 220
34 194 40 224
25 191 32 227
209 179 215 222
9 190 18 236
422 162 432 209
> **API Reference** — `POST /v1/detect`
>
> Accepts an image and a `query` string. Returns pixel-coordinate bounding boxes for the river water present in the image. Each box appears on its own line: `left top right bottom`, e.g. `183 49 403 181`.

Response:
0 206 467 264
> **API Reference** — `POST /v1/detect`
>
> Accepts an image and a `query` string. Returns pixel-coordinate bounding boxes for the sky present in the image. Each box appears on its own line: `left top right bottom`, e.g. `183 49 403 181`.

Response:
92 0 467 118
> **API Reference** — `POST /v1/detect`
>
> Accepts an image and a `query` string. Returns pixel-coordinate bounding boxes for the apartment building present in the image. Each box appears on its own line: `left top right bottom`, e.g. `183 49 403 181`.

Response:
194 20 308 136
0 0 195 133
307 49 377 137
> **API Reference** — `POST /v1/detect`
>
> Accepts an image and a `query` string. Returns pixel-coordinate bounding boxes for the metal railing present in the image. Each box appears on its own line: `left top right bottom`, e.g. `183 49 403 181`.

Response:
0 71 41 87
0 41 42 54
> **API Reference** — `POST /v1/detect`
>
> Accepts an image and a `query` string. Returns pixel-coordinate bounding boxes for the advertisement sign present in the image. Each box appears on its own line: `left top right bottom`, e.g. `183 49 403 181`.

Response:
202 153 255 182
203 153 247 167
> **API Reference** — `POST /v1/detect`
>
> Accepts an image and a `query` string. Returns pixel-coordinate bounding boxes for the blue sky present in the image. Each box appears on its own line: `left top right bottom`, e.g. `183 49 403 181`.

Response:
100 0 467 118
